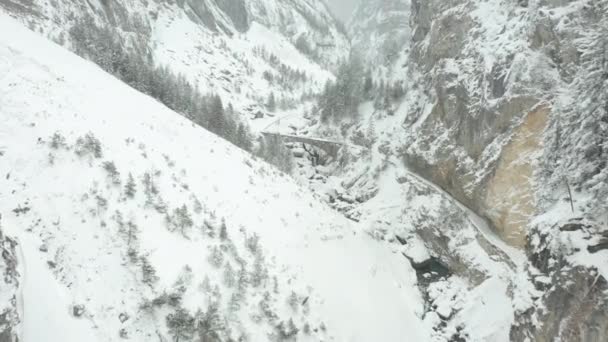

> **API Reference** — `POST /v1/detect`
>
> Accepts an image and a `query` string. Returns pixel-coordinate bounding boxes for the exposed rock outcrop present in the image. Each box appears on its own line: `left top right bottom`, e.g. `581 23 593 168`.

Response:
515 219 608 341
484 104 549 248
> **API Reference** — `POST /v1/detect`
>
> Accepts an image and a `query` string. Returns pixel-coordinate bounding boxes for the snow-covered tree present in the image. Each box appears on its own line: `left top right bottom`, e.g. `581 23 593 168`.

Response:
318 53 365 122
102 161 121 185
166 308 196 342
124 173 137 199
208 246 224 268
197 304 224 342
250 251 267 288
544 1 608 212
167 205 194 236
256 135 293 174
219 219 228 241
208 95 226 137
276 319 299 340
223 262 236 288
267 92 277 112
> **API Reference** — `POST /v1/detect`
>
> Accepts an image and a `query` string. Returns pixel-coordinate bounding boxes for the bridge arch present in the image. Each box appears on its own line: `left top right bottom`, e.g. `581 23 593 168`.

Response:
260 132 345 159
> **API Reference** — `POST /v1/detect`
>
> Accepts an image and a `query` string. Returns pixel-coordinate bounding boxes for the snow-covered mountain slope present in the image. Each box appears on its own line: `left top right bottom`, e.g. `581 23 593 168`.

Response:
0 15 429 341
0 0 349 124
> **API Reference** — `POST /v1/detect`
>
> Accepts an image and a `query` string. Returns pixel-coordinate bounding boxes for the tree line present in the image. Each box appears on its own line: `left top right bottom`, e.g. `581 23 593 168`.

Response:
315 53 406 122
69 16 253 151
254 46 309 91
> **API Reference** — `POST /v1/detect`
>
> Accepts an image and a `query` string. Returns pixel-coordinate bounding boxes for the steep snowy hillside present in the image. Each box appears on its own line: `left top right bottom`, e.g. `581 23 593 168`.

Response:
0 15 429 341
0 0 349 123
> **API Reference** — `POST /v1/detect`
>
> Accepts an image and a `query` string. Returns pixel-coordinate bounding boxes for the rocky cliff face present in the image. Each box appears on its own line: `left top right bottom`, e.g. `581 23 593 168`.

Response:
342 0 608 340
349 0 606 246
348 0 410 75
517 219 608 341
401 0 607 249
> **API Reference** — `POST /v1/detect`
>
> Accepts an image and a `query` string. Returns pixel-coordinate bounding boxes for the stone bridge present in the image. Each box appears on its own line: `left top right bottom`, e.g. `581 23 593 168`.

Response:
261 132 349 159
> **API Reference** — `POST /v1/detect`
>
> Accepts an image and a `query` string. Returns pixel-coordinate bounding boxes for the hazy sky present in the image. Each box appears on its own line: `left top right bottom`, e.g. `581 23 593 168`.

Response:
326 0 360 23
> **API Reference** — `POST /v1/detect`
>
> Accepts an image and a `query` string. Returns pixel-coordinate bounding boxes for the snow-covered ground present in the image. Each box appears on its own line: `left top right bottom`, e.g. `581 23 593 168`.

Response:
0 14 432 341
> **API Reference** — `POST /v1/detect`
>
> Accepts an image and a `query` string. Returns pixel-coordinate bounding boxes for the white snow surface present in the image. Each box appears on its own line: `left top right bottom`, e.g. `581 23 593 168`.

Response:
0 15 429 342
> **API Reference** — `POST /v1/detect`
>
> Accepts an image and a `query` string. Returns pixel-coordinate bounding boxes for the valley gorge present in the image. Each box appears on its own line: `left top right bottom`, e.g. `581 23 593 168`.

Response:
0 0 607 341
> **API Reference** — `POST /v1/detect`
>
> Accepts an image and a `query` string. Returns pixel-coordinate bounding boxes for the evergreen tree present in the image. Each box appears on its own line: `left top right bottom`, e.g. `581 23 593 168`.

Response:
208 246 224 268
224 103 238 143
223 262 236 288
102 161 121 185
545 2 608 205
287 291 299 311
124 173 137 199
363 69 374 97
236 123 253 151
276 319 299 339
318 53 364 122
126 220 139 247
208 95 226 136
167 205 194 236
237 266 249 296
245 233 260 254
258 291 277 320
140 255 159 285
166 308 196 342
267 92 277 112
256 135 293 174
250 251 267 288
197 304 223 342
391 81 405 100
219 219 228 241
228 292 241 314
